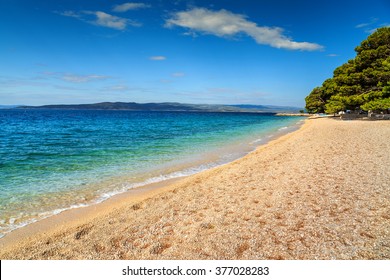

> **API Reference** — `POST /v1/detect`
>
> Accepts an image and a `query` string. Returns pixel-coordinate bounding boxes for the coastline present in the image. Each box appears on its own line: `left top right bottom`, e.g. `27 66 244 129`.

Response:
1 118 389 259
0 117 304 247
0 114 305 239
0 110 304 238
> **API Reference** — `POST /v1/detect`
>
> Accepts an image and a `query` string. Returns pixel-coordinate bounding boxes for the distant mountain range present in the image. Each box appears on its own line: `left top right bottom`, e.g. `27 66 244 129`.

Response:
13 102 302 113
0 105 20 109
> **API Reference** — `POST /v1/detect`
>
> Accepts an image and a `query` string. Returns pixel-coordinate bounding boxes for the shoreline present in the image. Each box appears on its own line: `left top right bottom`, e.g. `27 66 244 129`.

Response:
0 111 304 239
1 118 389 259
0 118 305 247
0 176 185 249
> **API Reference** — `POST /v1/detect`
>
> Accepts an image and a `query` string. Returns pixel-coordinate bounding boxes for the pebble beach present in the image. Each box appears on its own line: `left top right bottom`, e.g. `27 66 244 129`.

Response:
1 117 389 259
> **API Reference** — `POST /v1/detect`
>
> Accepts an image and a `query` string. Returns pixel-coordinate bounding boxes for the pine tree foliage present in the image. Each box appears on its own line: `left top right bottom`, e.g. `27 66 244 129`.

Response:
305 27 390 113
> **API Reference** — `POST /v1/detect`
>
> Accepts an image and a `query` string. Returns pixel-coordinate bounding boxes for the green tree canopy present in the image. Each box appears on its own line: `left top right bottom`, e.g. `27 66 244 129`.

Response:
305 27 390 113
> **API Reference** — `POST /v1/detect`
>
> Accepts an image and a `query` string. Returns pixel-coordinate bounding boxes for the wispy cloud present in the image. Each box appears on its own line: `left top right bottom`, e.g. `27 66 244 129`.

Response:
112 2 150 12
172 72 185 77
327 54 339 57
60 10 140 30
356 23 368 29
39 72 111 83
85 11 130 30
165 8 323 51
60 10 81 18
355 18 389 33
356 18 378 29
149 56 167 60
61 73 111 83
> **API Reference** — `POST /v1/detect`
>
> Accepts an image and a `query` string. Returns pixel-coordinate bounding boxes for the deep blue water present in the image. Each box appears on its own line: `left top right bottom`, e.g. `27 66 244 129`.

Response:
0 109 304 236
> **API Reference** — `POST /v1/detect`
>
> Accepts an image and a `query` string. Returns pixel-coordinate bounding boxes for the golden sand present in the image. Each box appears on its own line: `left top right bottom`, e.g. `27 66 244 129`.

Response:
1 118 389 259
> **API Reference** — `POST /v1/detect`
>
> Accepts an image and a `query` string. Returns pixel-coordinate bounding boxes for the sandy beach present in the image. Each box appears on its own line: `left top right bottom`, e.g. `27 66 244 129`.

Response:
0 117 389 259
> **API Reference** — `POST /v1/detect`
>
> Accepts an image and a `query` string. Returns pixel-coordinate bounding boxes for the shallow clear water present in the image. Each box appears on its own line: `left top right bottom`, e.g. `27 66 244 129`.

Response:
0 109 304 236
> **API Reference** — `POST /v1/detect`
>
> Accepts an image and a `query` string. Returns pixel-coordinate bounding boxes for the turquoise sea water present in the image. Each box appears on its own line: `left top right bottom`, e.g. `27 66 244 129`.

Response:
0 109 304 237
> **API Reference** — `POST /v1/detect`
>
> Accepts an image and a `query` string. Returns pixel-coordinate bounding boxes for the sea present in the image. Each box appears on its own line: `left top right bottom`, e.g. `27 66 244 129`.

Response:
0 109 304 237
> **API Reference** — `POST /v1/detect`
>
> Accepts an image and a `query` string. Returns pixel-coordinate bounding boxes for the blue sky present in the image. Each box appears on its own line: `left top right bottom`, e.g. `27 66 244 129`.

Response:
1 0 389 107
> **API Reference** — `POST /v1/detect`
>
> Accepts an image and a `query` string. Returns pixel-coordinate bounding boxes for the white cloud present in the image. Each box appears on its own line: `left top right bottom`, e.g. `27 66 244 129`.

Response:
356 18 378 29
61 74 110 83
165 8 323 51
327 54 339 57
356 23 370 29
172 72 185 77
113 2 150 12
59 10 139 30
149 56 167 60
36 72 111 83
355 18 390 34
60 11 81 18
85 11 129 30
366 24 390 34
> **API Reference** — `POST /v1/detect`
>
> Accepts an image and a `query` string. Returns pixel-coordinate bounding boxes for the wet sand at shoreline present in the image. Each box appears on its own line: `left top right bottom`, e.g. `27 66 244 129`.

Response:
1 118 389 259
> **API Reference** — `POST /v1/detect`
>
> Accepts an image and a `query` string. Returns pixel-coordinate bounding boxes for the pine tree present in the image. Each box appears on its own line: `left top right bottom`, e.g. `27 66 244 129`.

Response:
305 27 390 113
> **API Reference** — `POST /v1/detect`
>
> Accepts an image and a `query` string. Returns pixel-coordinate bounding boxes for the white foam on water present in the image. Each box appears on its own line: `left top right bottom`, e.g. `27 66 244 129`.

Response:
250 138 263 144
0 162 222 238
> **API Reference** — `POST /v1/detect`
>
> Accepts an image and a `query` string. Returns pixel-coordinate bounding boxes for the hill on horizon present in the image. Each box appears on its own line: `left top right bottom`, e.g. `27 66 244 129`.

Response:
16 102 302 113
